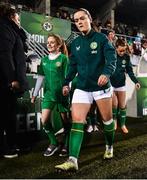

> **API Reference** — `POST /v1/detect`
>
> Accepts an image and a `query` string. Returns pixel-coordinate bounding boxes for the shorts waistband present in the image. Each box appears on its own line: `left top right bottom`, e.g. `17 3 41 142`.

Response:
94 87 111 96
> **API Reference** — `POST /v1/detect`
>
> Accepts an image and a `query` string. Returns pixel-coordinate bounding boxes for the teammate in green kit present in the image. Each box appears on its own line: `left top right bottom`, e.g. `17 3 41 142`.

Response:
55 8 117 172
110 39 141 133
31 34 70 157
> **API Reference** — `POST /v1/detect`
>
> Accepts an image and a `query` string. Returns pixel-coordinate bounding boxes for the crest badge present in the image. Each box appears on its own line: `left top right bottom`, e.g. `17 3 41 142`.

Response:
90 42 97 49
42 22 53 32
122 59 126 64
56 62 61 67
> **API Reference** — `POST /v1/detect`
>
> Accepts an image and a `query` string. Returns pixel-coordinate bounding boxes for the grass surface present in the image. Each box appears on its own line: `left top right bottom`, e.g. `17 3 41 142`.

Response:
0 117 147 179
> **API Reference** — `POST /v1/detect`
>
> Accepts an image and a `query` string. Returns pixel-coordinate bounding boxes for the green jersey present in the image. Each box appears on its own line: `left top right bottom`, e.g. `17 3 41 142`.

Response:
38 53 68 103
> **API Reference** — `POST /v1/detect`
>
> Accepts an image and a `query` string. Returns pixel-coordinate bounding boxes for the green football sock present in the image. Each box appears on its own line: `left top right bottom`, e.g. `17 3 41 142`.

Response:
90 114 97 125
103 119 115 146
43 123 58 146
62 122 71 148
87 112 97 125
87 116 92 125
113 108 118 120
69 123 84 158
119 108 126 127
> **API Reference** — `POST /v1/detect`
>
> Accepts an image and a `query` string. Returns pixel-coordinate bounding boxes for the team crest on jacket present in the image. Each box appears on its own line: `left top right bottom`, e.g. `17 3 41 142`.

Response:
122 59 126 67
56 62 61 67
90 42 97 49
122 59 126 64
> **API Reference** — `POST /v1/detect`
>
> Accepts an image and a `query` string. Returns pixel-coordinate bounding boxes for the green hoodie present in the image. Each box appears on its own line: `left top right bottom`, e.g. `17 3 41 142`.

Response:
64 30 117 91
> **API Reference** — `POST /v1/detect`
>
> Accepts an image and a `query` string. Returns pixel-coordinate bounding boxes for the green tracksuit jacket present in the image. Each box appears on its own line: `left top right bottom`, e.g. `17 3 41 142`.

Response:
110 53 138 88
64 30 117 91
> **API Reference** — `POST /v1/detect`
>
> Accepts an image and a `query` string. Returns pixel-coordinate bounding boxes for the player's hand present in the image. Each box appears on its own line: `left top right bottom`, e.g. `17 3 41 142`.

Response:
135 83 141 90
31 96 36 104
62 86 70 96
97 75 109 87
11 81 20 90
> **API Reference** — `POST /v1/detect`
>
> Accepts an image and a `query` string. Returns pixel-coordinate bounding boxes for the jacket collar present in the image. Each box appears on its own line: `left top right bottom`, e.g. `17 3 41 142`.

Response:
81 29 95 39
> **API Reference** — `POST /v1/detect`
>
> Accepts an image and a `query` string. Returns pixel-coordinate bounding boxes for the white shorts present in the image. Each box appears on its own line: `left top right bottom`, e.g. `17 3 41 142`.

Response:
112 86 126 92
72 88 112 104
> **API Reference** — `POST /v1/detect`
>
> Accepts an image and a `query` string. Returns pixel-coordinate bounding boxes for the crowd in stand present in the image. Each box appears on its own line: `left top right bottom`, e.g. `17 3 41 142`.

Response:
55 10 71 20
1 1 146 40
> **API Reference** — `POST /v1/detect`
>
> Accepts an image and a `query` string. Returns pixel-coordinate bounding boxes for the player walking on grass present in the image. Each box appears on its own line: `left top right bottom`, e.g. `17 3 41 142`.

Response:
31 34 70 157
55 8 117 172
110 39 140 133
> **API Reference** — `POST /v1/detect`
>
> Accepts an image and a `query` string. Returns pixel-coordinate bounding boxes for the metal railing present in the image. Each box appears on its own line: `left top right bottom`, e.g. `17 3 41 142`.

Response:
65 31 79 46
23 28 49 58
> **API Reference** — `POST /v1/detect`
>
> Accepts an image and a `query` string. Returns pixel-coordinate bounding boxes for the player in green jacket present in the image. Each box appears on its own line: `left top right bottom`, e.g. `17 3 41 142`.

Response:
31 34 70 157
110 39 140 133
55 8 117 172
